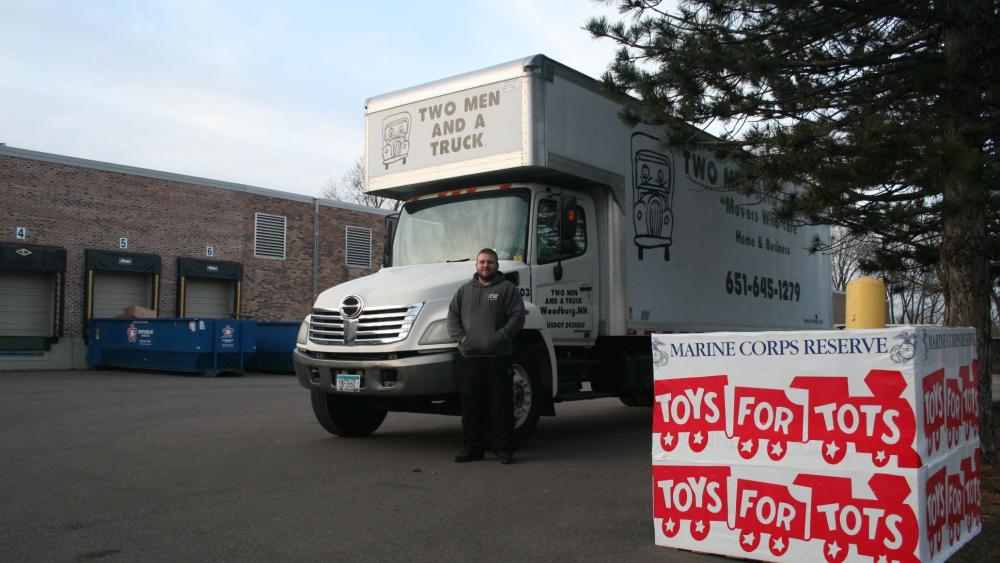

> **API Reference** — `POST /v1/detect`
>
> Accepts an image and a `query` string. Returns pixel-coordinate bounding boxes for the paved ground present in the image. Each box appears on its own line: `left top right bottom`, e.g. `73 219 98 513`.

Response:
0 370 723 563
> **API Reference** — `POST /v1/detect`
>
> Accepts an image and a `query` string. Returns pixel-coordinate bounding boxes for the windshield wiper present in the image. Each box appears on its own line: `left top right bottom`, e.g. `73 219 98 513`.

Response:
447 258 470 262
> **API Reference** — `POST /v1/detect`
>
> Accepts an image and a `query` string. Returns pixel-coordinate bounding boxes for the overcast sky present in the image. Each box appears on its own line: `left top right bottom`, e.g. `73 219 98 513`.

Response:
1 0 624 198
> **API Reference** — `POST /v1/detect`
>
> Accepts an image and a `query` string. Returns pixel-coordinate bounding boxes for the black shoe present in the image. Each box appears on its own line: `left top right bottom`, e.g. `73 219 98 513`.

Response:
497 452 513 465
454 451 484 463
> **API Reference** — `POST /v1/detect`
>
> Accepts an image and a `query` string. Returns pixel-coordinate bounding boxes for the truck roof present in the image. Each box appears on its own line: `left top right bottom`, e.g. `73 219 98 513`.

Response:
365 55 601 114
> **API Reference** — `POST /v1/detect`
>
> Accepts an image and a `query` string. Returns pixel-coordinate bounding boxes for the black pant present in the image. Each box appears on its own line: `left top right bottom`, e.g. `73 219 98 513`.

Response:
456 355 514 454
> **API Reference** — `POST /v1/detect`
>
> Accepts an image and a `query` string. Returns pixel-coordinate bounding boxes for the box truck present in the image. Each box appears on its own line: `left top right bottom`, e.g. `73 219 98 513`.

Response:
293 55 832 444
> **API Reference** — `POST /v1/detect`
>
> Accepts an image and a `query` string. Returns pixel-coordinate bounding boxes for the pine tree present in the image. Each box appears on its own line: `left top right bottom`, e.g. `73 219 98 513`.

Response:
588 0 999 461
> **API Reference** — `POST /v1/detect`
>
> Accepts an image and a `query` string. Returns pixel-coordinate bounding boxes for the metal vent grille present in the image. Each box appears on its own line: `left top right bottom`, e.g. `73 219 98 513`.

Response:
254 213 287 260
345 226 372 268
309 302 422 345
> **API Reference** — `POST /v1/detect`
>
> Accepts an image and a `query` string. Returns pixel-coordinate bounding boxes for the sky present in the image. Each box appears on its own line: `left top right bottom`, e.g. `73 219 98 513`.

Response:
1 0 625 198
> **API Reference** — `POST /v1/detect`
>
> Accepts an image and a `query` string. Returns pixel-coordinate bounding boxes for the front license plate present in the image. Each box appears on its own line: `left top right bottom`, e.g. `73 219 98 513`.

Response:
335 373 361 392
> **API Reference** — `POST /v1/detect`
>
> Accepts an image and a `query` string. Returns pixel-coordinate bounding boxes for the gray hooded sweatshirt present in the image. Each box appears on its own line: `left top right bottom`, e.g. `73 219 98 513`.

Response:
446 272 525 357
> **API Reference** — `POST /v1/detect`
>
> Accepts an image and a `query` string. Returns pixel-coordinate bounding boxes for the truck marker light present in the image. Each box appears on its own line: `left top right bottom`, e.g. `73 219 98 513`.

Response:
500 183 512 189
465 187 477 193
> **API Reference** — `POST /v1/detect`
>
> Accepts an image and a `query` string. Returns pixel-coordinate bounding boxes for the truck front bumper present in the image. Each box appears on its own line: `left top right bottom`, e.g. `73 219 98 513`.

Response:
293 348 458 396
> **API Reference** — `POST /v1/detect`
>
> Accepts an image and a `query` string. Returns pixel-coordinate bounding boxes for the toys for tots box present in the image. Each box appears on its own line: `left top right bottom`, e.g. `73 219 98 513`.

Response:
650 327 980 562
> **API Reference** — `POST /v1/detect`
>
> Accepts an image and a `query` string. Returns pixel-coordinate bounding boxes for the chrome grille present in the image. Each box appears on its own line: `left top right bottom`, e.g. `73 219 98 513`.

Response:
309 303 423 345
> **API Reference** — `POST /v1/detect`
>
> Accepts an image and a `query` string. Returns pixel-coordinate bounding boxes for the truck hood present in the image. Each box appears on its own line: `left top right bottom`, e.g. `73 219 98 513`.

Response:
313 262 525 311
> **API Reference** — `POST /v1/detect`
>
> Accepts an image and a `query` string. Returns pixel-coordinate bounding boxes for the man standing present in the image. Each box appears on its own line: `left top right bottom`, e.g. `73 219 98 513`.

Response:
447 248 525 464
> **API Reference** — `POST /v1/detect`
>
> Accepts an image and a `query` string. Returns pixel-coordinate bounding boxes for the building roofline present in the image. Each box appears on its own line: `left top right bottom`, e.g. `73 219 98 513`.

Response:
0 144 392 216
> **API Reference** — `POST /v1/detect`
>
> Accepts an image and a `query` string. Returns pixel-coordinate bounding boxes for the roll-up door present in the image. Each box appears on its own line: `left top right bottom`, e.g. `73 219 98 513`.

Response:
0 242 66 347
184 278 235 318
84 250 161 332
91 271 153 318
176 258 243 318
0 270 54 336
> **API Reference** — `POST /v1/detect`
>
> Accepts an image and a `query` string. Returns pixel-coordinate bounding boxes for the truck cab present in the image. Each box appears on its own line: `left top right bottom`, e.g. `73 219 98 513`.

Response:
294 182 598 444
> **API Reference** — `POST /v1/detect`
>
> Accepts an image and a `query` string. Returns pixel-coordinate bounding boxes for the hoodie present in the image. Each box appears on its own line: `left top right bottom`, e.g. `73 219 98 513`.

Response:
446 271 525 357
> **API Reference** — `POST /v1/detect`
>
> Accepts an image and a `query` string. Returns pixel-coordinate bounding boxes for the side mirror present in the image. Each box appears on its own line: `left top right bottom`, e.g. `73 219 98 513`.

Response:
383 213 399 267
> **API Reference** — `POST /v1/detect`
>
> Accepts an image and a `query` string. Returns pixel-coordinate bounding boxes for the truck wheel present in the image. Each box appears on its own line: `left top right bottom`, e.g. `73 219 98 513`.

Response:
310 391 387 437
510 348 542 448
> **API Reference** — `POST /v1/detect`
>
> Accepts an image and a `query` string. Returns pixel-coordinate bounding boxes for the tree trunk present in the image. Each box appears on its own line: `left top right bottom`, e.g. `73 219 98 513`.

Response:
940 0 995 463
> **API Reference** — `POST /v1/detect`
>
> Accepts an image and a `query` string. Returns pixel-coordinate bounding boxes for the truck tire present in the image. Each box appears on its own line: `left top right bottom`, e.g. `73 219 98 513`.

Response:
510 348 542 448
310 391 387 437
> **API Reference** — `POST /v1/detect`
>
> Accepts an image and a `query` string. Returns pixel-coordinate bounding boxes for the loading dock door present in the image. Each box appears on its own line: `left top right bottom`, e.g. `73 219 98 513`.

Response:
0 270 54 336
91 271 153 318
176 258 242 319
0 242 66 343
184 278 235 318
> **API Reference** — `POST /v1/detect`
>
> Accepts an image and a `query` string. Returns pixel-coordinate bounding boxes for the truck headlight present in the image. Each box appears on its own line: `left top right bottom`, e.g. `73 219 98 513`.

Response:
297 317 310 346
418 319 453 345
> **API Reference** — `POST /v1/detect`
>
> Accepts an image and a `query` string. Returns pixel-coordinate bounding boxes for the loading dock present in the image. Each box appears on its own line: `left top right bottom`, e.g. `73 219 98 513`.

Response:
176 258 242 318
85 250 161 329
0 242 66 351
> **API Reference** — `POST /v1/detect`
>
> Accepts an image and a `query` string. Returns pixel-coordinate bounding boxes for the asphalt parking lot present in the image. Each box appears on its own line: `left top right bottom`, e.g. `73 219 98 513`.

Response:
0 370 721 562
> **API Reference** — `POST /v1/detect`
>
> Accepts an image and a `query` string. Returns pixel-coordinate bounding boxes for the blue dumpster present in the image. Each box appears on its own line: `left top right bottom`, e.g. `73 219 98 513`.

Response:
88 318 256 377
243 321 298 374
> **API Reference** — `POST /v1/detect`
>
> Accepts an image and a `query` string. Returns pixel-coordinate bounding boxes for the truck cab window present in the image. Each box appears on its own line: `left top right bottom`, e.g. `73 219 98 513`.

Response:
536 197 586 265
392 190 529 266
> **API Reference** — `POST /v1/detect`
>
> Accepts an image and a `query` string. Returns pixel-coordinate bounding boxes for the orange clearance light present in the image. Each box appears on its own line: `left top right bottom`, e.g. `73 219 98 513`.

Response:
465 187 477 193
408 195 422 202
437 192 448 198
568 210 576 221
499 183 512 190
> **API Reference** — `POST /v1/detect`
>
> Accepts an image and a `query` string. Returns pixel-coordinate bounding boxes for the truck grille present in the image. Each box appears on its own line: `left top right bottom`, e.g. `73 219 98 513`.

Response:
308 303 423 345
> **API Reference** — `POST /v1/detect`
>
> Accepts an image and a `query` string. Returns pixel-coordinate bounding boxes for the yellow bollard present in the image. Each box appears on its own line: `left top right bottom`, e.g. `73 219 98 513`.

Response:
846 276 886 328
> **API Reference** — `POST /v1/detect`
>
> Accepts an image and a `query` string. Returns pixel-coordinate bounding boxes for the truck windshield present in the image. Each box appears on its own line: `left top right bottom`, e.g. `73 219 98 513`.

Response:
392 190 529 266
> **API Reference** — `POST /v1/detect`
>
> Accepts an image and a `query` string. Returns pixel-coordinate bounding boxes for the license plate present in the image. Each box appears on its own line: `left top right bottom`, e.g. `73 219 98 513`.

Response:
335 373 361 392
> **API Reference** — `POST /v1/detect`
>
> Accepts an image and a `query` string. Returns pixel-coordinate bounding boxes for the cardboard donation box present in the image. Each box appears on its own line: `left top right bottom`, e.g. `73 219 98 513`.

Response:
651 327 980 562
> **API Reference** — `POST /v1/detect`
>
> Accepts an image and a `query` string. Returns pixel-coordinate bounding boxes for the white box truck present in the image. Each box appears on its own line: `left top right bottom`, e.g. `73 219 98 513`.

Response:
293 55 832 444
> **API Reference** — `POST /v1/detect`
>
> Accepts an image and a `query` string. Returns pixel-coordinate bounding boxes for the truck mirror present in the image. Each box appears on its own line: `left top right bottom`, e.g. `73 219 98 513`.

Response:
383 213 399 267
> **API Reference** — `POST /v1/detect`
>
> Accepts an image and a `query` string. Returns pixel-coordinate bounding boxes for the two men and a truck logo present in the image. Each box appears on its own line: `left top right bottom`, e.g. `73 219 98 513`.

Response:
632 133 675 261
381 112 411 169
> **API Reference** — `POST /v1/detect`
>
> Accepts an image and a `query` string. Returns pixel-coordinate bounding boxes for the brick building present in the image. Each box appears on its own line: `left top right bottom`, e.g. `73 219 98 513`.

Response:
0 146 388 370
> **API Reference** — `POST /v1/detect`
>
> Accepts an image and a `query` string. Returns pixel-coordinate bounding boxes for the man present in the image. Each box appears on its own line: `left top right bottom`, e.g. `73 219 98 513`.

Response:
446 248 525 464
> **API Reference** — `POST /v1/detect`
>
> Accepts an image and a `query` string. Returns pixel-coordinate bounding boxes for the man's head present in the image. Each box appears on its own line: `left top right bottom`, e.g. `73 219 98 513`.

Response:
476 248 499 281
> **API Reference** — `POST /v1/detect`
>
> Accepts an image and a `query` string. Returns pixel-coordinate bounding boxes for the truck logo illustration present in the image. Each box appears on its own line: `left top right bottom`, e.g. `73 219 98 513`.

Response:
381 112 411 169
631 133 675 261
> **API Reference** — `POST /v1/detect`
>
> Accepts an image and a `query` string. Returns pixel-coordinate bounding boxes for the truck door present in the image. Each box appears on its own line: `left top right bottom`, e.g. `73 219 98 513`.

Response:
531 192 598 346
